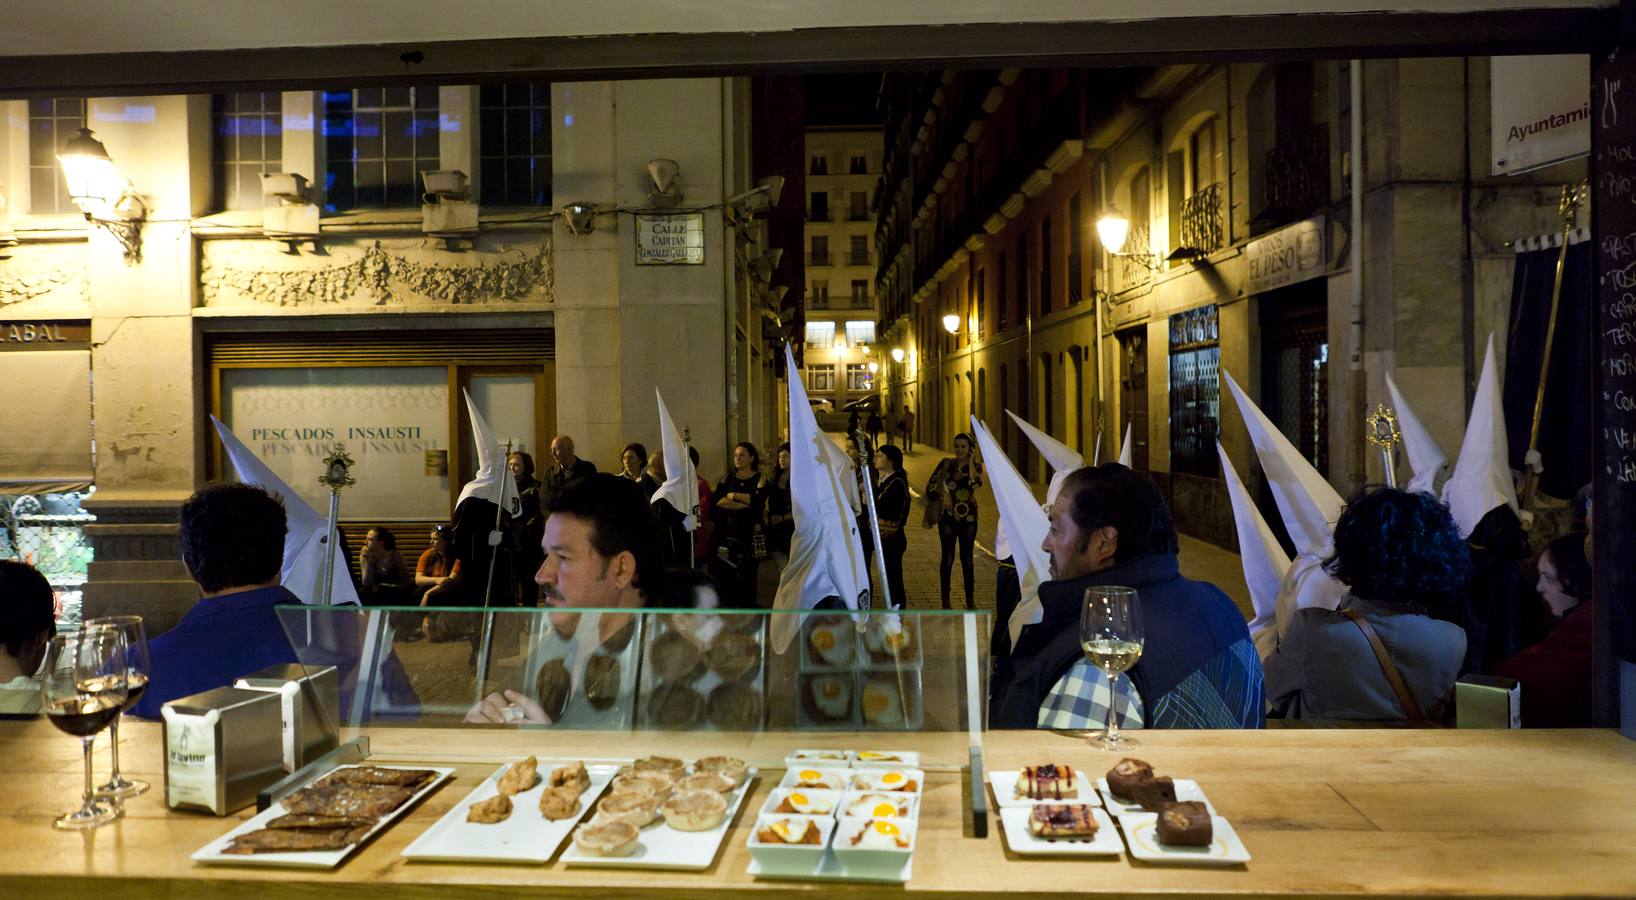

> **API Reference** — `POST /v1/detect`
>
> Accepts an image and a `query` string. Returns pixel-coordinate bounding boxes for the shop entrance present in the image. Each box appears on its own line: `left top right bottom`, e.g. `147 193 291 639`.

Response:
1257 281 1329 555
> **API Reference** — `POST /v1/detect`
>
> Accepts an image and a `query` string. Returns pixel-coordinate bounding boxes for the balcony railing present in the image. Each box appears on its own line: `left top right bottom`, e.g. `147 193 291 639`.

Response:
809 295 831 309
847 209 870 221
1263 125 1331 226
809 252 832 266
848 252 871 267
1120 224 1152 287
846 294 873 308
1178 182 1224 257
808 210 832 222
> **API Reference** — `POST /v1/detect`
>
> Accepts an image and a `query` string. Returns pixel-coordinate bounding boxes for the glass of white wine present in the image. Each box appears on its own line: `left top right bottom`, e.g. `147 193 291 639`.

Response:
40 625 127 830
1080 586 1143 750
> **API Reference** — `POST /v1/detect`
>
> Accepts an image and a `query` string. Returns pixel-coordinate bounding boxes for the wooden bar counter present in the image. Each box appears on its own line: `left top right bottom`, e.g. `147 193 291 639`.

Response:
2 719 1631 897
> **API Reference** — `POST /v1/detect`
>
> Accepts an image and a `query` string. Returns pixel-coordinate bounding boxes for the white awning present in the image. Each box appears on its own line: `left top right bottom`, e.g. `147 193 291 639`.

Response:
0 351 92 494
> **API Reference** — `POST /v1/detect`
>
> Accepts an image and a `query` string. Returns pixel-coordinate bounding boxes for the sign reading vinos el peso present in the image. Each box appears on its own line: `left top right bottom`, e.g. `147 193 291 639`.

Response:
1244 216 1326 296
635 213 705 265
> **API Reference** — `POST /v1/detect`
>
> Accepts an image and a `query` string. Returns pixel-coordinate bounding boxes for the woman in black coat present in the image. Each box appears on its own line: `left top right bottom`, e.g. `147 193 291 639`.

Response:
873 444 912 609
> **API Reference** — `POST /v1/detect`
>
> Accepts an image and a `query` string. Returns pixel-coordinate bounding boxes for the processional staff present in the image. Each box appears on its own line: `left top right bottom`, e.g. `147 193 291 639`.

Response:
851 425 910 719
316 444 357 607
1523 178 1589 507
1365 405 1401 489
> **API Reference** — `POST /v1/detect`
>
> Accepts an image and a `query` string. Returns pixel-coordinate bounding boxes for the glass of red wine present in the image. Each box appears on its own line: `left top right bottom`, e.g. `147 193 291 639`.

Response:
86 615 150 799
40 625 127 830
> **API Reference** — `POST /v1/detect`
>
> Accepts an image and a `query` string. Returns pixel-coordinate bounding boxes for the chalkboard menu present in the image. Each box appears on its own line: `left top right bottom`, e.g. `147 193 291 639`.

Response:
1592 49 1636 680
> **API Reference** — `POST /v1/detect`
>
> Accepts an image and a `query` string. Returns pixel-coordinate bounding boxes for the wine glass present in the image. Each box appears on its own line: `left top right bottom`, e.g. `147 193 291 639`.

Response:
1079 587 1144 751
86 615 150 798
40 625 127 830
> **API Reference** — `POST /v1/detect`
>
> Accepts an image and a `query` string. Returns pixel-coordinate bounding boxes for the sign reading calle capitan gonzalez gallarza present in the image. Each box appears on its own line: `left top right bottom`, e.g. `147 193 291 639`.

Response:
1245 216 1325 296
635 213 705 265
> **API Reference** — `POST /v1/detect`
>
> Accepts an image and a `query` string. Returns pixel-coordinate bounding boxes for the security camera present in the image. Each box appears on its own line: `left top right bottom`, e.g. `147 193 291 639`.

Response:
647 158 683 208
260 172 310 205
562 202 597 236
420 170 469 203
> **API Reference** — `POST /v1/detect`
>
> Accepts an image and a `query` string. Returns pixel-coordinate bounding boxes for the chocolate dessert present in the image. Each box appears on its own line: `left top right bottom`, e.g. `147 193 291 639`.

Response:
318 766 436 789
223 824 370 854
281 781 415 819
263 813 373 830
1105 757 1154 800
1155 800 1213 847
1129 775 1177 811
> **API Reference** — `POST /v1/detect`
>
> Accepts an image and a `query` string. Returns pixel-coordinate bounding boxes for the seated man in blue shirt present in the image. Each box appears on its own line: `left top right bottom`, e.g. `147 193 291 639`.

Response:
991 463 1264 730
133 483 304 718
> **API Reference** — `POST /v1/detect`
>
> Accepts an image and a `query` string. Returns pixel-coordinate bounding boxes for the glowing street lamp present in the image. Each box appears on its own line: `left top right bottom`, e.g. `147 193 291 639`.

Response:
1095 209 1131 255
890 347 906 364
942 313 960 335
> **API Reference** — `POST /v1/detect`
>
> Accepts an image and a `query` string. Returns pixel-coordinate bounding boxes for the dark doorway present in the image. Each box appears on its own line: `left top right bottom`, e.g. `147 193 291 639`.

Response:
1117 326 1149 470
1257 281 1329 556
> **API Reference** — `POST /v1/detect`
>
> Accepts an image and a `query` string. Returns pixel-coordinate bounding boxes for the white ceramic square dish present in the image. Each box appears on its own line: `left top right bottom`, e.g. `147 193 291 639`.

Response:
850 750 920 768
558 766 758 870
760 788 843 819
847 767 924 795
1120 812 1251 866
831 816 916 879
401 760 618 864
836 789 918 820
745 814 834 875
997 805 1122 857
783 749 853 768
987 770 1101 808
779 766 852 792
1095 777 1213 817
191 765 454 869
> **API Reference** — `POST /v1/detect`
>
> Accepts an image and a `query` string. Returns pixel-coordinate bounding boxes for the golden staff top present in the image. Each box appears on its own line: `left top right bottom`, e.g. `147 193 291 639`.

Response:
1364 405 1401 451
317 444 358 492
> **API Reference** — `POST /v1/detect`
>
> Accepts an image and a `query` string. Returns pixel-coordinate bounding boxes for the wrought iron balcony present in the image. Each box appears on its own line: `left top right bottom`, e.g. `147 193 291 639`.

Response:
809 252 832 267
1262 125 1331 226
1120 224 1153 287
1178 182 1224 257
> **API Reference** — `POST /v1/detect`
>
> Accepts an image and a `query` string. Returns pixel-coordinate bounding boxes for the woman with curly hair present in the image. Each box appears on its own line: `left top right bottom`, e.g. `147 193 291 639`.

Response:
1263 487 1470 723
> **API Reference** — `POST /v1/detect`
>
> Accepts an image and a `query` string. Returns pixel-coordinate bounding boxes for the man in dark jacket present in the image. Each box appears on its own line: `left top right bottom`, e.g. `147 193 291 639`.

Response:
991 464 1264 730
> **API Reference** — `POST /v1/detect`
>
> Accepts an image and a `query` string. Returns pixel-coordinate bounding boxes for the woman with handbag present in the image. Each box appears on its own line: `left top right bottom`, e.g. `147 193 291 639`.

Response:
712 442 767 608
925 432 983 609
874 444 911 608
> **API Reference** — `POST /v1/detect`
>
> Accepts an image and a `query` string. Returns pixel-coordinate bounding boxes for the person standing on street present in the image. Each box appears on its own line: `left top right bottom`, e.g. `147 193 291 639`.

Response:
874 444 911 608
901 407 916 452
927 432 982 609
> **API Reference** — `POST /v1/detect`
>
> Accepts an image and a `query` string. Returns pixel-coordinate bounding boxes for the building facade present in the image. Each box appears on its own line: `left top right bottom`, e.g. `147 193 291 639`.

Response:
875 62 1582 546
800 128 883 424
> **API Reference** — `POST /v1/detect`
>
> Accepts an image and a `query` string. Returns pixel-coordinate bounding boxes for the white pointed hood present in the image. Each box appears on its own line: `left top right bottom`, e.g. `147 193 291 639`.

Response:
772 344 870 653
1442 333 1518 538
1223 371 1344 557
1118 422 1133 468
210 416 359 606
1005 409 1083 507
1217 441 1289 644
820 433 863 516
1386 372 1448 495
455 389 521 517
972 415 1051 649
652 388 700 530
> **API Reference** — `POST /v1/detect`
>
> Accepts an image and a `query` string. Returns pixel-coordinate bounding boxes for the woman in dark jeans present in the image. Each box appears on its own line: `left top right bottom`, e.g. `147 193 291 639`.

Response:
927 432 983 609
764 442 794 559
873 444 911 608
712 441 766 607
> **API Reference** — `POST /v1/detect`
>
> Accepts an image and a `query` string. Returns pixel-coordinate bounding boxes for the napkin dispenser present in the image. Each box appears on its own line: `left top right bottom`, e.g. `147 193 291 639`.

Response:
161 686 285 815
234 663 340 773
1455 674 1521 729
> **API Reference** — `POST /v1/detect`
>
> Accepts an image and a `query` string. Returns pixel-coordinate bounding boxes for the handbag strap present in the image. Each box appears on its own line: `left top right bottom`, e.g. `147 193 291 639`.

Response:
1341 607 1427 722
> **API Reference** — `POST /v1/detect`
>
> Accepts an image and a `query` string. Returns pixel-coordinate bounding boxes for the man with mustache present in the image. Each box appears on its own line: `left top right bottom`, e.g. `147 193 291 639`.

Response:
466 473 661 725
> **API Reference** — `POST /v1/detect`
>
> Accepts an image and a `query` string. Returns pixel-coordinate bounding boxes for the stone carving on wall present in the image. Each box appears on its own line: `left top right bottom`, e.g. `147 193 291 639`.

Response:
0 244 91 311
200 237 553 309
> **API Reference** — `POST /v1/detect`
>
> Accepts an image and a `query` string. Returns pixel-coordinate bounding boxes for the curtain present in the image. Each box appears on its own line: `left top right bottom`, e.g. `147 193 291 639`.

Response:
1502 242 1592 501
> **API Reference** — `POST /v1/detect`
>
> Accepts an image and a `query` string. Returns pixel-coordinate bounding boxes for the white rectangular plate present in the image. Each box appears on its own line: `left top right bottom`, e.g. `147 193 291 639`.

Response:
851 750 921 769
191 765 454 869
998 805 1122 857
1121 813 1251 866
401 760 618 864
559 767 758 870
1096 777 1212 818
747 848 912 885
988 770 1101 808
761 788 843 819
779 766 853 792
784 749 854 768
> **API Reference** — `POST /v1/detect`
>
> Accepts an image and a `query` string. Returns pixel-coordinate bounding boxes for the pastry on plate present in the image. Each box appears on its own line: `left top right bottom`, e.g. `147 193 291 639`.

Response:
550 760 591 794
534 659 572 723
1028 804 1099 838
774 790 836 815
651 629 705 683
321 766 437 789
611 771 674 799
634 755 687 774
572 821 640 857
1156 800 1212 846
496 756 539 796
679 773 736 794
646 682 704 729
1015 764 1078 801
844 793 913 818
707 681 762 730
467 793 513 824
223 824 370 854
693 756 749 788
705 632 762 681
594 790 661 828
583 654 622 711
263 813 373 830
538 785 582 821
1105 757 1154 800
757 818 822 844
660 789 728 832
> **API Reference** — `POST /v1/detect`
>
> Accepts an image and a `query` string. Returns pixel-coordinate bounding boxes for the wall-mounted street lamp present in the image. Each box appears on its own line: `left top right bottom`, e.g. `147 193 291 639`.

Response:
942 313 961 335
58 128 146 262
891 347 906 364
1095 207 1158 271
562 201 598 236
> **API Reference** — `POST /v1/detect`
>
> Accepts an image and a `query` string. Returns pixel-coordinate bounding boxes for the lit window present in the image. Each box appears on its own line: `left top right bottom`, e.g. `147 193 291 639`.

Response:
213 92 284 212
27 97 88 215
323 87 440 210
806 321 836 349
845 363 873 392
807 364 836 392
844 321 875 346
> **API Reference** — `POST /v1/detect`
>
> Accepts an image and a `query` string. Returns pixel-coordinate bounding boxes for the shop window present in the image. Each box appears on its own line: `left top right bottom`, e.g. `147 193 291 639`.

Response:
27 97 87 215
1168 305 1221 477
846 363 873 392
478 83 552 207
844 320 875 346
805 321 835 350
807 363 836 392
213 92 284 212
323 87 440 210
